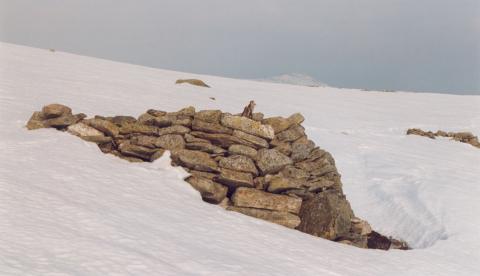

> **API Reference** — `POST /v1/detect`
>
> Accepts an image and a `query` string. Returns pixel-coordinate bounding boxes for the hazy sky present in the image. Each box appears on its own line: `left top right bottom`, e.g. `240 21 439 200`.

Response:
1 0 479 94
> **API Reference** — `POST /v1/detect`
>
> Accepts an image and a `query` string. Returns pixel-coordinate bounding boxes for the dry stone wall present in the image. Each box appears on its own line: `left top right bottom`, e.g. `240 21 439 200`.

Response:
27 103 408 250
407 128 480 149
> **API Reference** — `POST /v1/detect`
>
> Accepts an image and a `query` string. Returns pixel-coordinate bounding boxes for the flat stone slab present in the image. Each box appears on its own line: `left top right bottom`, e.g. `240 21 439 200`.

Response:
231 187 302 214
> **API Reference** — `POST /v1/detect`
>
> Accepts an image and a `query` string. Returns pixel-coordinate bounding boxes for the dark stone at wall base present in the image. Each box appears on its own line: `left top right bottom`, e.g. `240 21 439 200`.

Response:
367 231 391 250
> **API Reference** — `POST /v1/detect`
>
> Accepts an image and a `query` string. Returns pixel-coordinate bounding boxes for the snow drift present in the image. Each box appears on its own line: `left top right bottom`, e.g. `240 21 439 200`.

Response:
0 42 479 275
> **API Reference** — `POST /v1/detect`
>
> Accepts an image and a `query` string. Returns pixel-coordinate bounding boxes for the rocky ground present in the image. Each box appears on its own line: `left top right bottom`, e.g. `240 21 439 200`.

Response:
27 103 408 250
407 128 480 148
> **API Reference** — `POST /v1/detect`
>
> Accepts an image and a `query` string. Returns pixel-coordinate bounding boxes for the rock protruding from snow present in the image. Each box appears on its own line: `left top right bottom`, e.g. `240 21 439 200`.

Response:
26 103 408 250
407 128 480 148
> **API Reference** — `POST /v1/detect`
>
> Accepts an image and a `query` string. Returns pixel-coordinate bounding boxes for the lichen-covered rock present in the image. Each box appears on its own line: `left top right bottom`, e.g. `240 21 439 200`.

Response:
232 130 269 149
83 118 120 137
118 141 157 160
227 206 301 228
232 187 302 214
297 191 354 240
171 149 218 172
190 131 255 148
221 114 274 140
256 149 293 175
228 144 258 159
169 106 195 117
275 125 305 142
42 104 72 119
154 134 185 150
185 142 226 154
215 168 254 190
262 116 291 133
186 176 228 204
67 122 104 137
157 125 191 136
287 113 305 125
291 137 315 162
219 155 258 176
43 113 85 129
119 122 159 136
266 175 304 193
194 110 222 123
110 116 136 126
192 119 233 134
146 109 167 117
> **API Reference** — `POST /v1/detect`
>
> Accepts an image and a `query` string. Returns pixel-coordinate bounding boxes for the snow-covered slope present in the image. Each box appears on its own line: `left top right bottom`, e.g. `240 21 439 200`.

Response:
1 42 479 275
257 73 328 87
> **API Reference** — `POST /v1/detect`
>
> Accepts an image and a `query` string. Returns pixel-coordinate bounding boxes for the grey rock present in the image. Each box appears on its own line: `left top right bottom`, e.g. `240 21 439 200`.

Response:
221 114 274 140
218 155 258 175
256 149 293 175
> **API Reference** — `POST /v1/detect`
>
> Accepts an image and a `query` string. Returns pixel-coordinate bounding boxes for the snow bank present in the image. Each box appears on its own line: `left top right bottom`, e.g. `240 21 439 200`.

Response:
1 42 479 275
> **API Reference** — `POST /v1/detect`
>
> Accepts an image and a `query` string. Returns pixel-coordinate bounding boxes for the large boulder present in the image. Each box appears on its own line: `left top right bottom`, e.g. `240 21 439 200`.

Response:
118 141 157 160
227 206 301 228
186 176 228 204
221 114 274 140
256 149 293 175
43 113 85 129
185 142 226 154
296 191 354 240
232 187 302 214
154 134 185 150
290 137 315 162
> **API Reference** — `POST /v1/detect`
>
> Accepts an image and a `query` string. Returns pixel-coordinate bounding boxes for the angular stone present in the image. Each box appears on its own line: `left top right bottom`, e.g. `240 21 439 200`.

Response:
150 149 166 162
351 218 372 236
186 176 228 204
231 130 269 149
291 137 315 162
157 125 191 136
232 187 302 214
310 165 337 177
119 123 159 136
146 109 167 117
175 79 210 88
190 131 255 148
172 116 192 127
256 149 293 175
110 116 136 126
192 119 233 134
253 177 266 190
276 125 305 142
218 155 258 175
184 133 209 143
228 144 258 160
273 141 292 156
288 113 305 125
171 149 218 172
214 168 254 190
221 114 274 140
43 114 84 129
26 111 46 130
137 113 158 125
186 142 226 154
251 112 264 122
151 115 176 127
130 135 159 149
267 175 304 193
169 106 195 117
83 118 120 137
305 178 335 192
227 206 301 228
42 104 72 119
154 134 185 150
118 141 156 160
67 122 104 137
188 170 217 180
281 166 309 179
297 191 354 240
262 116 291 133
194 110 222 123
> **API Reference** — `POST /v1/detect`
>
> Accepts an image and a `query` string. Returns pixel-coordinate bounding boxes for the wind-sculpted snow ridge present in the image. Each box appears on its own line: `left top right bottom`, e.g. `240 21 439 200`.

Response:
1 42 480 275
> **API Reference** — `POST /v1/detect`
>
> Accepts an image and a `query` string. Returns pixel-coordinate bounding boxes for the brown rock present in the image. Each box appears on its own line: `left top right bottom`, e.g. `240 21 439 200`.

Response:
305 178 335 192
83 118 120 137
171 149 218 172
215 168 254 190
227 206 301 228
287 113 305 125
281 166 309 179
118 141 156 160
266 175 304 193
169 106 195 117
110 116 136 126
231 130 269 149
253 177 266 190
221 114 275 140
67 122 104 137
190 131 255 148
262 116 291 133
192 119 233 134
175 79 210 88
186 176 228 204
232 187 302 214
150 149 166 162
219 155 258 175
42 104 72 119
228 144 258 159
43 113 85 129
147 109 167 117
273 141 292 156
194 110 222 123
157 125 191 136
297 191 354 240
291 137 315 162
154 134 185 150
26 111 46 130
186 142 226 154
276 125 305 142
256 149 293 175
119 123 159 136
